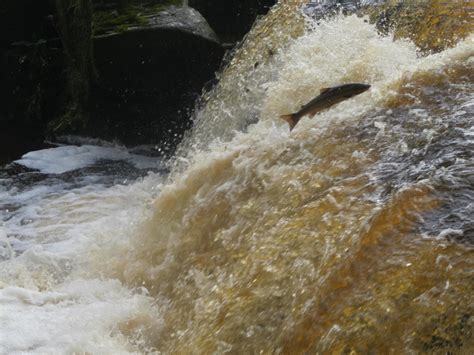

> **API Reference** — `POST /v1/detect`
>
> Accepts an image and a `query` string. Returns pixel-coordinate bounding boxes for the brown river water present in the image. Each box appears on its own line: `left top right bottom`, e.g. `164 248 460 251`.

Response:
1 3 473 354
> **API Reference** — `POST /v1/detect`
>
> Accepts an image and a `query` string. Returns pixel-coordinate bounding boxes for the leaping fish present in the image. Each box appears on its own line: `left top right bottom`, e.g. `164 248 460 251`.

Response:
280 83 371 131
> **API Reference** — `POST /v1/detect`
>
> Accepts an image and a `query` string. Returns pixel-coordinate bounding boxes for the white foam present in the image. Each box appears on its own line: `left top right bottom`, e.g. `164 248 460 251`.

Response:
15 145 161 174
0 172 163 353
0 280 162 354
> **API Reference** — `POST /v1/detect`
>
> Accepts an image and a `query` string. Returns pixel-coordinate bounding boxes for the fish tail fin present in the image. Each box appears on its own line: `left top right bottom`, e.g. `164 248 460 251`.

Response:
280 113 299 131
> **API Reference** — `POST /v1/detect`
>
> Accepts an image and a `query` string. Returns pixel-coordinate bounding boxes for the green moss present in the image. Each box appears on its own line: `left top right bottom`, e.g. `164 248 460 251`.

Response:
92 0 182 35
93 7 146 35
148 1 181 12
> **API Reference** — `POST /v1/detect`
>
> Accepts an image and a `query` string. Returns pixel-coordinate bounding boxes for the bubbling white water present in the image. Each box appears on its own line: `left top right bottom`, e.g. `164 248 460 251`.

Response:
1 153 164 353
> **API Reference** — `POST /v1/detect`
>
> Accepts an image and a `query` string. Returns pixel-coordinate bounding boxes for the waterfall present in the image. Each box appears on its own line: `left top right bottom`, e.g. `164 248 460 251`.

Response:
1 1 473 353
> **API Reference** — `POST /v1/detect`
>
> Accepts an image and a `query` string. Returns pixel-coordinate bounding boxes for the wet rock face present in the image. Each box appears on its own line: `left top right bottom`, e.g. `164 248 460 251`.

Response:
188 0 276 41
90 6 225 148
0 3 225 154
146 5 220 43
92 18 225 148
303 0 363 19
1 0 281 153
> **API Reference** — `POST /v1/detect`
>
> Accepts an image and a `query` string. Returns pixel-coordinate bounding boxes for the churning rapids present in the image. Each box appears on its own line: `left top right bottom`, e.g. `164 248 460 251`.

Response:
1 11 473 355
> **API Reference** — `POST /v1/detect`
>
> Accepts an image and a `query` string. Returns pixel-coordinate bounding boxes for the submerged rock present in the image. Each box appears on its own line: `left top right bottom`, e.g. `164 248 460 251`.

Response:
303 0 361 19
367 0 473 53
303 0 472 53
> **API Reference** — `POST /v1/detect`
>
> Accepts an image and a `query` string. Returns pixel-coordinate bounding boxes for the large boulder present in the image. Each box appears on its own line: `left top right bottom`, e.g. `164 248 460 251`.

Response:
188 0 276 41
0 4 226 158
89 6 225 148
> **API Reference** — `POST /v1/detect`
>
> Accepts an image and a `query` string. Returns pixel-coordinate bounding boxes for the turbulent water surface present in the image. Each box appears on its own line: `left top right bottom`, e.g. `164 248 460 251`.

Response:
1 7 473 355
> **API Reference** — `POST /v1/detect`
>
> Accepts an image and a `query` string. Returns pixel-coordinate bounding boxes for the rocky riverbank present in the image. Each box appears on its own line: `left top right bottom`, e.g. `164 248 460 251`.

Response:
0 0 275 162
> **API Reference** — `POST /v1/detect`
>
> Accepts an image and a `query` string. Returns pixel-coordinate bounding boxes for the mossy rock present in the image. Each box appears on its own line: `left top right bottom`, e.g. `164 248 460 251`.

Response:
92 0 182 35
367 0 473 53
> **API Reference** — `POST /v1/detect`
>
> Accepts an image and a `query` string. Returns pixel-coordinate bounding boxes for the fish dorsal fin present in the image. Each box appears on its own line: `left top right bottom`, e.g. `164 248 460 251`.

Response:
320 87 331 94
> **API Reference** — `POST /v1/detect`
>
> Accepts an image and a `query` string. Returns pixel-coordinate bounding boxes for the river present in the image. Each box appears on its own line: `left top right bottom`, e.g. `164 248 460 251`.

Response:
1 6 473 354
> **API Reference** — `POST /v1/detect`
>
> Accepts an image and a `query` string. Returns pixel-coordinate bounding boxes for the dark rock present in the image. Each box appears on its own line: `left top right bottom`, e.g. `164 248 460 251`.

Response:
89 6 225 149
0 4 226 158
188 0 276 41
0 121 51 166
0 0 60 164
146 5 220 43
0 40 64 139
0 0 56 55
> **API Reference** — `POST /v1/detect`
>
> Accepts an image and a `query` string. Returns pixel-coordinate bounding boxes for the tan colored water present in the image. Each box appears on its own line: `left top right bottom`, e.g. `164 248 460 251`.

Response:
1 3 473 354
88 14 473 353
